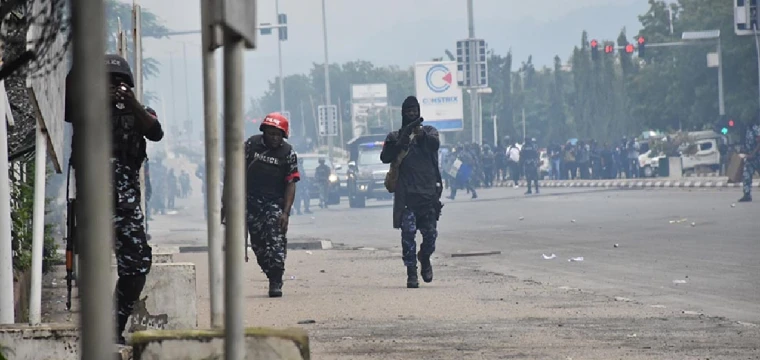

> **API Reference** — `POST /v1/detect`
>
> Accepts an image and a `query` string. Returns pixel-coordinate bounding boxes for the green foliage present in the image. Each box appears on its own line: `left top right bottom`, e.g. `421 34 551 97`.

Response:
0 343 13 360
253 0 757 146
10 161 60 276
104 0 169 85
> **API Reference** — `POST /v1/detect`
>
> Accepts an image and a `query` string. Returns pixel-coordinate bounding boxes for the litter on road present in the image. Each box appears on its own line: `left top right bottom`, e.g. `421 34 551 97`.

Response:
542 254 557 260
568 257 584 262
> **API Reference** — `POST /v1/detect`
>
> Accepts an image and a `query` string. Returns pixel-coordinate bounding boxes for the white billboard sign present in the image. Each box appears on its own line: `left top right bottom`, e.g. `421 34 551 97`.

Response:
351 83 388 137
351 83 388 103
414 61 463 132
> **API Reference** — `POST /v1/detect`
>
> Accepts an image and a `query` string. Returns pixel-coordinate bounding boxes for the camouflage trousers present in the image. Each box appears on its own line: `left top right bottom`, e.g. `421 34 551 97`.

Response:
112 159 152 340
400 207 438 267
247 197 287 277
743 158 760 195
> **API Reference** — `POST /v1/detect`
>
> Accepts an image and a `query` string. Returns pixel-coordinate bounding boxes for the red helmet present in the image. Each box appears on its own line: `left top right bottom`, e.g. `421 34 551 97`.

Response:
259 112 290 138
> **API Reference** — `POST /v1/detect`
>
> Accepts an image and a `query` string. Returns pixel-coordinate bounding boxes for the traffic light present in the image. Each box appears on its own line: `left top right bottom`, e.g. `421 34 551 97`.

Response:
637 36 646 57
625 44 634 54
278 14 288 41
590 39 599 61
604 43 615 54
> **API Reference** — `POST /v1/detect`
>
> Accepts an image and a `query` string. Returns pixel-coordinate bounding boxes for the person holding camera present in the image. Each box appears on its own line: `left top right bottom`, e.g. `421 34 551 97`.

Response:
380 96 443 289
67 54 164 344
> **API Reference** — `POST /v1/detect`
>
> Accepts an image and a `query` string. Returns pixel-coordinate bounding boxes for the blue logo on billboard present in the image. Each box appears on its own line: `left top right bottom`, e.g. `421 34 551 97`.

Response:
425 64 453 93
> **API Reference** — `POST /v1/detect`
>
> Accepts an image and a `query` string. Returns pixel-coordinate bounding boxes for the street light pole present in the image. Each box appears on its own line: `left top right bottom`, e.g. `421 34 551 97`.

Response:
717 37 725 116
466 0 479 144
276 0 285 114
321 0 333 162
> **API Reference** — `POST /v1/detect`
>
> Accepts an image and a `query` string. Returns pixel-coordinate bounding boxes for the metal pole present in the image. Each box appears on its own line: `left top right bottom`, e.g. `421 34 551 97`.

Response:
276 0 285 114
467 0 474 38
492 114 497 145
133 4 146 228
183 42 193 137
0 81 13 324
754 24 760 118
466 0 478 143
71 0 115 358
29 126 47 325
321 0 333 163
200 0 223 328
522 108 526 141
169 53 177 136
717 38 725 116
223 34 246 360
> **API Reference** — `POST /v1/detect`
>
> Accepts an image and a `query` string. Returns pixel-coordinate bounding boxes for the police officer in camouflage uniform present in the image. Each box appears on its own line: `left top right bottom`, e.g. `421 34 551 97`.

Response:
380 96 443 289
739 123 760 202
66 54 164 344
521 137 540 195
225 112 299 297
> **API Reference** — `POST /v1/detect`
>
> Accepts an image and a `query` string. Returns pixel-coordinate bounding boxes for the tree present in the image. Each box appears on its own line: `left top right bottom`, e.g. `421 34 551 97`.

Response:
105 0 169 105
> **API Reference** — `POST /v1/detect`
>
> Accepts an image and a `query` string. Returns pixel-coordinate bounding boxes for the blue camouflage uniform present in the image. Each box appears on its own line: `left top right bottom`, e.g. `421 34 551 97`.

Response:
742 124 760 199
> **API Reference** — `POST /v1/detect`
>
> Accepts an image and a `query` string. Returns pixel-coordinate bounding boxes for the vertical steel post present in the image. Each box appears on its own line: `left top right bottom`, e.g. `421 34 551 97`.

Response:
321 0 333 163
0 80 13 324
223 34 246 360
71 0 115 358
717 38 725 116
200 0 224 328
29 125 47 325
276 0 285 114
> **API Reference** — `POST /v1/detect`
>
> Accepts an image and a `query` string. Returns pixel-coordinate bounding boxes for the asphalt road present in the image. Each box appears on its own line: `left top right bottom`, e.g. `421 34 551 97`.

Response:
154 185 760 324
283 186 760 324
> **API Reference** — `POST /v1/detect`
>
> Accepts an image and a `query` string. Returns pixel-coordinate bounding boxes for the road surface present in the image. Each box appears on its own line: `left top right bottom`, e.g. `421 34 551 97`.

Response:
155 184 760 324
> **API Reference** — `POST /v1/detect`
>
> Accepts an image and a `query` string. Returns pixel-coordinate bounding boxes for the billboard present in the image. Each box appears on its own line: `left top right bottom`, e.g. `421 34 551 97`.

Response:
414 62 463 132
351 84 388 137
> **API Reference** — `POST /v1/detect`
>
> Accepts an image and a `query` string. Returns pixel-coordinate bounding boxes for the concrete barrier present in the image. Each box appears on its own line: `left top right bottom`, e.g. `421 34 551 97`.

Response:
495 179 759 189
131 328 310 360
0 324 78 360
110 252 174 266
111 262 198 340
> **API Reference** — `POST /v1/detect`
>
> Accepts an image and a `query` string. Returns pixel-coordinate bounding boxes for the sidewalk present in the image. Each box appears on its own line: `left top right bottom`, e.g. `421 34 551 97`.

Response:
175 248 760 360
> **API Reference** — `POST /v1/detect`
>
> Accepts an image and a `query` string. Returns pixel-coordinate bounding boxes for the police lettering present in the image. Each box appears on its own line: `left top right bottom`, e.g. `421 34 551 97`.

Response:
253 152 279 165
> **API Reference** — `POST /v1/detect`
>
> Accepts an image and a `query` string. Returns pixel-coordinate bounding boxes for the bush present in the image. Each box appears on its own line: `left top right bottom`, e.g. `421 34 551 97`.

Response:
10 160 60 276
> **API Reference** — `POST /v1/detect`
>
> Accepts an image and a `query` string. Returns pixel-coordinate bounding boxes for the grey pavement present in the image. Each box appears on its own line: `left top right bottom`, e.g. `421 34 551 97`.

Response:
150 184 760 325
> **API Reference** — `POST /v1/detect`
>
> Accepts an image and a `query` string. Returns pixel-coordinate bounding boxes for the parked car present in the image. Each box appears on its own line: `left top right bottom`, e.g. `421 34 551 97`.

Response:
299 154 341 205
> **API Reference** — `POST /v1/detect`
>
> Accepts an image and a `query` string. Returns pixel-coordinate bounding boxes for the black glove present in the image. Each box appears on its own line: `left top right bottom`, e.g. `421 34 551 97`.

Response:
401 119 422 134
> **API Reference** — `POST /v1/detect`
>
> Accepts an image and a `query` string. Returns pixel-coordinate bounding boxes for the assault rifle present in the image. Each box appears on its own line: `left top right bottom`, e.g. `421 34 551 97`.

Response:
64 161 78 310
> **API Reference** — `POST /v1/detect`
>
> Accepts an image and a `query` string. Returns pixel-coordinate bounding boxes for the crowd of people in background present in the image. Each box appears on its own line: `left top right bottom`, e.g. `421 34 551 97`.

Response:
438 135 655 197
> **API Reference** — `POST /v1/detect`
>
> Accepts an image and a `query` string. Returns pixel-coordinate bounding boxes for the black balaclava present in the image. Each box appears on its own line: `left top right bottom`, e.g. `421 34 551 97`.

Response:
401 96 420 127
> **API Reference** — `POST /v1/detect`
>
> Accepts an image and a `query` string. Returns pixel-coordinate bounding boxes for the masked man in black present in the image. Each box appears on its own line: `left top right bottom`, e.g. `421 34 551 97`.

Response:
380 96 443 288
66 54 164 344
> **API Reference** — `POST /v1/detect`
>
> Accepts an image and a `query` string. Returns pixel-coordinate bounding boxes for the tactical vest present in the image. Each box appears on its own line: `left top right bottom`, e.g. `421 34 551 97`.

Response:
245 135 293 200
112 102 147 168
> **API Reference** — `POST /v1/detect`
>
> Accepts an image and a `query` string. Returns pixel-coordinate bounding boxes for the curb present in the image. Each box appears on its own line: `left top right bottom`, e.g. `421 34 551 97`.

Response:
177 239 333 253
495 179 758 189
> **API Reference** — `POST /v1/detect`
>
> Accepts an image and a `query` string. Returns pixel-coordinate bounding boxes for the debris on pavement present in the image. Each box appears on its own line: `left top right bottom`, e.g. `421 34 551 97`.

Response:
731 203 736 208
672 279 687 284
614 243 619 248
690 222 696 227
571 219 576 223
519 216 524 221
305 250 313 255
650 304 667 309
568 257 584 262
297 319 316 324
542 253 556 260
669 218 688 224
451 251 502 258
614 297 632 302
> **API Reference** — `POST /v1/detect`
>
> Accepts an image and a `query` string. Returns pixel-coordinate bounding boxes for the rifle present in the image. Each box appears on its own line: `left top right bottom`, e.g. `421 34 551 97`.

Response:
64 161 77 311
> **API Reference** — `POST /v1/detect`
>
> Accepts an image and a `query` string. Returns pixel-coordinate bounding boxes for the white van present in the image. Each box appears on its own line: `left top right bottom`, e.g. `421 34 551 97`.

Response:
680 131 724 174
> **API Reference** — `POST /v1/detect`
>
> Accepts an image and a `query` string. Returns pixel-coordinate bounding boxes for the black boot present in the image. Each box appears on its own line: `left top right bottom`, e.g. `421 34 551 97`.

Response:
268 271 283 298
418 254 433 283
739 194 752 202
406 266 419 288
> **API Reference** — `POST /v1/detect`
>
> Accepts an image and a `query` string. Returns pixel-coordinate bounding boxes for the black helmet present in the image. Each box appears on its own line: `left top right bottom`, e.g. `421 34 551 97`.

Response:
105 54 135 87
318 158 325 163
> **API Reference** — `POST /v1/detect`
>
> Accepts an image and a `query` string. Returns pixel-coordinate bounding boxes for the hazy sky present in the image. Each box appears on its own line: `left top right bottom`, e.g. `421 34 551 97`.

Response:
130 0 648 135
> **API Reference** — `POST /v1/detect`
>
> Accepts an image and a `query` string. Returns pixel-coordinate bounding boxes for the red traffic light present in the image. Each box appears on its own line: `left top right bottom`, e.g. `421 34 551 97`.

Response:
638 36 645 44
625 44 634 53
604 45 614 53
590 39 598 48
728 119 735 127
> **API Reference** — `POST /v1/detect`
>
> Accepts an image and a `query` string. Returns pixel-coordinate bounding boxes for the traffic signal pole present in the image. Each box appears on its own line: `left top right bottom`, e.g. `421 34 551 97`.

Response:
466 0 481 144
